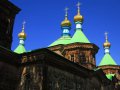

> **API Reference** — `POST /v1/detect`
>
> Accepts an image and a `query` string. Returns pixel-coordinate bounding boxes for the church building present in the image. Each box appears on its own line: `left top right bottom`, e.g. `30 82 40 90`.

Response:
0 0 120 90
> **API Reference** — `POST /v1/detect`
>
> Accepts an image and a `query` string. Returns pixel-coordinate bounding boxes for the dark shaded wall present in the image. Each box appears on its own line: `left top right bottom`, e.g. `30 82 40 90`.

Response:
0 62 19 90
0 46 21 90
0 0 20 49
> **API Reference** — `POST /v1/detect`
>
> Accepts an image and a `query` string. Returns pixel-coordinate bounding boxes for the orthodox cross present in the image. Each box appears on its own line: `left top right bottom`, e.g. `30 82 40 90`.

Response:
22 21 26 32
65 7 69 16
105 32 108 41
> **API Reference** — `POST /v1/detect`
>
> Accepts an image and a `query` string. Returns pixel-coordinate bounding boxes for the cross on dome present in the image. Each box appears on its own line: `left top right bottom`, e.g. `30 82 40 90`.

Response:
77 2 81 9
105 32 108 42
65 7 69 19
22 21 26 32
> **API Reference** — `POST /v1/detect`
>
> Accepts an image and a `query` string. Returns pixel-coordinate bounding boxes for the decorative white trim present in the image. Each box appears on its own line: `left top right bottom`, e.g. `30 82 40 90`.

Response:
63 29 69 33
19 39 24 45
104 47 110 54
76 23 82 29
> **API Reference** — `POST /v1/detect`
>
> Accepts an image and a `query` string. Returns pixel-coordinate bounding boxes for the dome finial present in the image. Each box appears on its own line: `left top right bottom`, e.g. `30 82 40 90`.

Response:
74 2 83 22
77 2 81 15
65 7 68 20
105 32 108 42
18 21 27 39
61 7 71 27
22 21 26 32
103 32 111 48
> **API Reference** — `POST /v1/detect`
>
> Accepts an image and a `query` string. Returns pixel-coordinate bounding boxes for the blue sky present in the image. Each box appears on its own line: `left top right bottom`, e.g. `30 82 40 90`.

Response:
10 0 120 65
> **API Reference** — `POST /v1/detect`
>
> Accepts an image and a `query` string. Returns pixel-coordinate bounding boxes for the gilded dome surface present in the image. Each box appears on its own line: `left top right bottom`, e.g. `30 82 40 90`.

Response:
18 31 26 39
74 14 83 22
103 41 111 47
61 19 71 27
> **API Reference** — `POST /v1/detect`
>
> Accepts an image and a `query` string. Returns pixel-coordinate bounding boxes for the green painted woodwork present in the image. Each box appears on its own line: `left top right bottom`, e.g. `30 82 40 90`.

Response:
49 29 90 46
70 29 90 43
49 36 71 46
14 44 26 54
99 53 117 66
106 74 115 80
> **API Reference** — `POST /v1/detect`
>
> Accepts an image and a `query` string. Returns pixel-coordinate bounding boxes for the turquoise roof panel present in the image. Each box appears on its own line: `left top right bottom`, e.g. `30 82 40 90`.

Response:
70 29 90 43
14 44 26 54
49 36 71 46
99 53 117 66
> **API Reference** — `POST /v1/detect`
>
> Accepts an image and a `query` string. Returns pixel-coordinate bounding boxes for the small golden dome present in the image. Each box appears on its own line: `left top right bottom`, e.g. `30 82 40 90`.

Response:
61 7 71 27
103 41 111 47
61 19 71 27
74 2 83 22
18 21 26 39
103 32 111 47
18 31 26 39
74 14 83 22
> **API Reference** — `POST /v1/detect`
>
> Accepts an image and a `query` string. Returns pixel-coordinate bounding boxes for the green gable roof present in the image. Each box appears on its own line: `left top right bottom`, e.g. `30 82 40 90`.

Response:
106 74 115 80
49 36 71 46
99 53 117 66
70 29 90 43
14 44 26 54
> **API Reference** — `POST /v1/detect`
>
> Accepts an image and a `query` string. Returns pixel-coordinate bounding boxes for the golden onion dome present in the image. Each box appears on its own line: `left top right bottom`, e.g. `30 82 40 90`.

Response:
74 2 83 22
103 41 111 47
18 31 26 39
74 14 83 22
61 7 71 27
61 19 71 27
18 21 26 39
103 32 111 47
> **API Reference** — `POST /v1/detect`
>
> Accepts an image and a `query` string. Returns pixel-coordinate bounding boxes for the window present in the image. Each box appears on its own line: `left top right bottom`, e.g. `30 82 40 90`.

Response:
70 54 74 62
78 53 85 64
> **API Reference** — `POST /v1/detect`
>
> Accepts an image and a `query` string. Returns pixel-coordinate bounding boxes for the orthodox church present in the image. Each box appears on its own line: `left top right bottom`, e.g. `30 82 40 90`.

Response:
0 0 120 90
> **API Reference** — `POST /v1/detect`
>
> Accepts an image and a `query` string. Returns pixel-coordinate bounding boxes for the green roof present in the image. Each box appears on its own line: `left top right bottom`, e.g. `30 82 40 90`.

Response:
106 74 115 80
70 29 90 43
49 35 71 46
14 44 26 54
99 53 117 66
